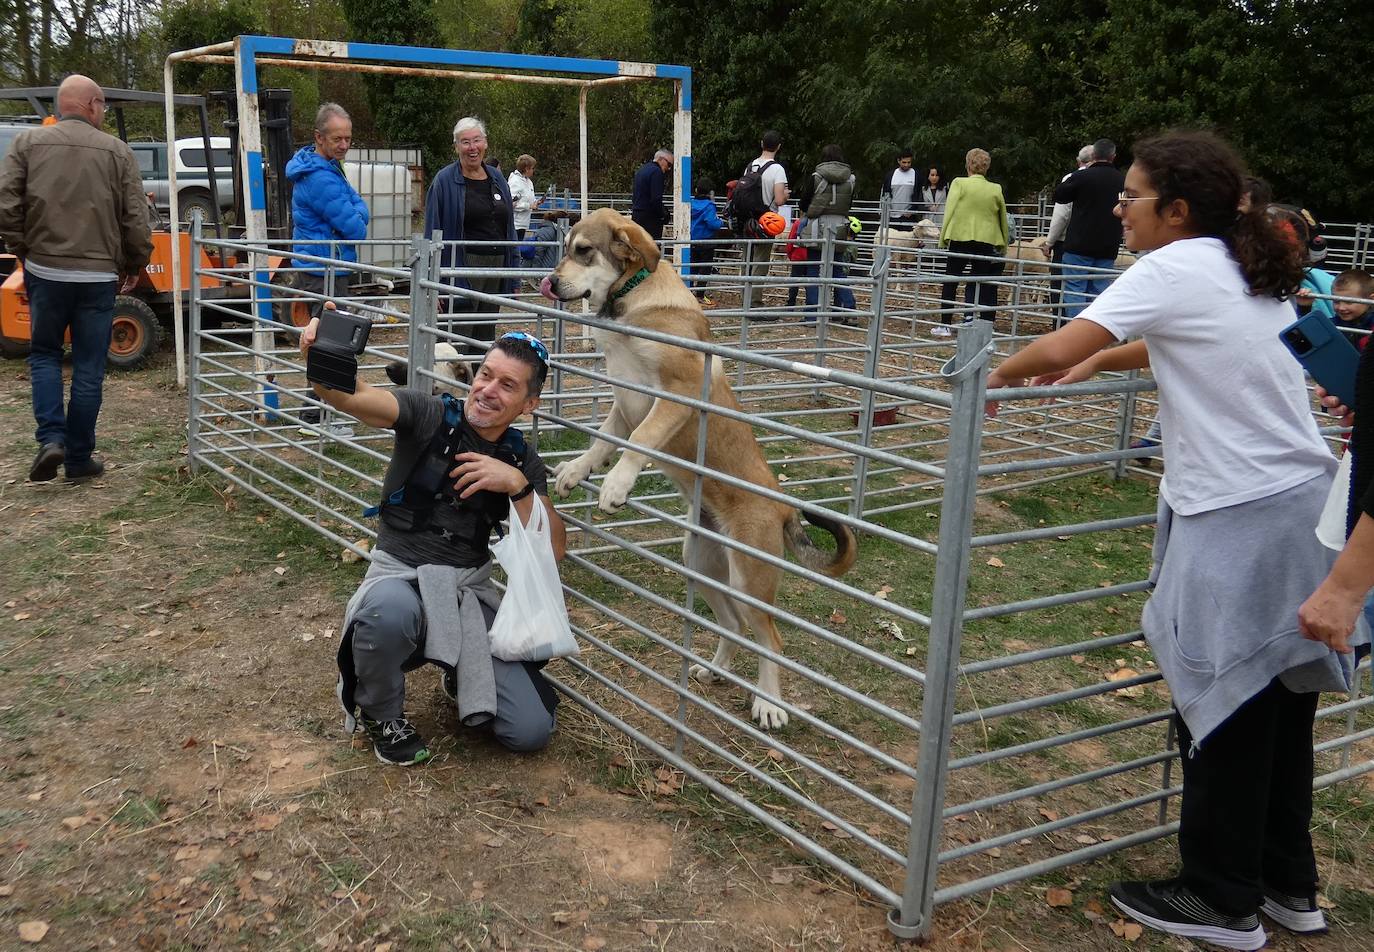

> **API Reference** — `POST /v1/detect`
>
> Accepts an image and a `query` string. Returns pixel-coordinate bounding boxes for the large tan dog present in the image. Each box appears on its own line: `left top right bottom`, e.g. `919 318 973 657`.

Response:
542 208 857 729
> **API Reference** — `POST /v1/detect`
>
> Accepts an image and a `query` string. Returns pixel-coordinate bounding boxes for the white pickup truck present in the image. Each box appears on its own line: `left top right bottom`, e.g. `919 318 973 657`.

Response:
129 137 235 225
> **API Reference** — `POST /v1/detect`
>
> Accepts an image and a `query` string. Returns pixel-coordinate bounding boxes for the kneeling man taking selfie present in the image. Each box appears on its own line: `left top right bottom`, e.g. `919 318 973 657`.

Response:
301 307 572 766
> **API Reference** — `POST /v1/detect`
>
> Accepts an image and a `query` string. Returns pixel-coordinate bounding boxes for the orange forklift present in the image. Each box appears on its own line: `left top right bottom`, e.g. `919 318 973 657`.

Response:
0 87 300 368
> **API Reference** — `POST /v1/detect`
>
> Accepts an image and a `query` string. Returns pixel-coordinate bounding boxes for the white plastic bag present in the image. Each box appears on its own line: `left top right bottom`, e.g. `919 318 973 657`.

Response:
488 498 579 662
1316 449 1353 551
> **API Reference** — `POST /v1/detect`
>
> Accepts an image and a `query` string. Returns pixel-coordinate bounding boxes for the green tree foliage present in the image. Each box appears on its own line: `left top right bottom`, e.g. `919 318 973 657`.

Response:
161 0 265 91
339 0 456 176
8 0 1374 220
658 0 1374 219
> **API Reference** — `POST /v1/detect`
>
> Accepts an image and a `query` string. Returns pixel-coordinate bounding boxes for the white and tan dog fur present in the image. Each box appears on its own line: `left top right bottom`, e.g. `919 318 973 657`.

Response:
543 208 857 728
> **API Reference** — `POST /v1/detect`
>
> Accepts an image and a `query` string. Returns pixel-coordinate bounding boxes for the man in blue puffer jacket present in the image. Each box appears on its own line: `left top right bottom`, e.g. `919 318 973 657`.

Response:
285 103 369 318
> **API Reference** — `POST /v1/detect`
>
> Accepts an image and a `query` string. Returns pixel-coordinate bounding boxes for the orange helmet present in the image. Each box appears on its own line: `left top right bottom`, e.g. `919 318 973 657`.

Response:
758 211 786 237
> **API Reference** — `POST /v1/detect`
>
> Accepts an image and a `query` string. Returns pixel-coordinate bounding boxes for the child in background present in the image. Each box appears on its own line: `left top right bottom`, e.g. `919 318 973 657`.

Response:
1332 268 1374 350
784 214 809 309
520 210 575 289
688 178 728 306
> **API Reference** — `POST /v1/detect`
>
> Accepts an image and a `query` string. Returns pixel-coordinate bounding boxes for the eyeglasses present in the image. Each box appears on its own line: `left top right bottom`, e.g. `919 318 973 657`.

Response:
498 331 548 365
90 97 106 111
1116 192 1159 209
456 136 487 148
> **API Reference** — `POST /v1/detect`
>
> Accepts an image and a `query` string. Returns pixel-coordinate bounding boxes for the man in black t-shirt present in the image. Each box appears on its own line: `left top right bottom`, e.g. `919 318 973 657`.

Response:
302 321 566 765
1053 138 1126 319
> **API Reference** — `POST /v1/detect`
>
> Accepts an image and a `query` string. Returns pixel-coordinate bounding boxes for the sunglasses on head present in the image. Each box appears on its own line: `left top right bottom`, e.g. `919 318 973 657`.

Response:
497 331 549 365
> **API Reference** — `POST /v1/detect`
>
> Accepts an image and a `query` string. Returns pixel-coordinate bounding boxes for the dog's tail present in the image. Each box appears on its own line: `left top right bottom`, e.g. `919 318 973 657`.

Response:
783 508 857 578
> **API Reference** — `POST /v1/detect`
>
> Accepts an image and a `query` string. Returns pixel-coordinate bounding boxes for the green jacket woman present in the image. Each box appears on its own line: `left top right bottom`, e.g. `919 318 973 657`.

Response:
933 148 1009 333
939 170 1009 251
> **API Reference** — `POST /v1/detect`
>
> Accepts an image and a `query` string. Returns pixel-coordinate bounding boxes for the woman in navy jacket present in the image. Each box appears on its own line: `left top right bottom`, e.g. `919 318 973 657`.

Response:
424 116 518 356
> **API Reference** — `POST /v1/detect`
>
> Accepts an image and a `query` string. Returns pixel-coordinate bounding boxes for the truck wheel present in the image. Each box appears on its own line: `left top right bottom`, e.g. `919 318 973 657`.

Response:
179 192 216 227
108 296 162 369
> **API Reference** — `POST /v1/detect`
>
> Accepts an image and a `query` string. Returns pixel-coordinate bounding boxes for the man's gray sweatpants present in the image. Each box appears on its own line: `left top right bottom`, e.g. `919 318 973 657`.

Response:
350 577 557 752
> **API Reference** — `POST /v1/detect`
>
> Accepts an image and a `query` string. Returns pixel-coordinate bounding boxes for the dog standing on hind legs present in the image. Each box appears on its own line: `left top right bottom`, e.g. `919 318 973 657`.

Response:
540 208 857 729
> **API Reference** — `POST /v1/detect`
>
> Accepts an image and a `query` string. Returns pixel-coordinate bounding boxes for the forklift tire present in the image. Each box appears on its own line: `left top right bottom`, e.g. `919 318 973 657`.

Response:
179 192 216 227
108 296 162 370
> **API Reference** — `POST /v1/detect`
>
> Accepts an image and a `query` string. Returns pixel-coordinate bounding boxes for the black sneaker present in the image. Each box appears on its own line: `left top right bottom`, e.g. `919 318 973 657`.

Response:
1110 879 1266 951
441 668 458 705
359 714 432 766
28 442 64 482
1261 886 1328 934
64 457 105 482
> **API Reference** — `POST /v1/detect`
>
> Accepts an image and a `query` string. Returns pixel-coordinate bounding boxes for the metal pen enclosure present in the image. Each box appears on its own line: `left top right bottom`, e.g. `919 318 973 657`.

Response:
184 213 1374 942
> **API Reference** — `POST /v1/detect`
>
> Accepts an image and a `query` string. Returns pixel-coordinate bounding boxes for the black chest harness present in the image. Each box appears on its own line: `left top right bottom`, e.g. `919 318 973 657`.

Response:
365 393 528 545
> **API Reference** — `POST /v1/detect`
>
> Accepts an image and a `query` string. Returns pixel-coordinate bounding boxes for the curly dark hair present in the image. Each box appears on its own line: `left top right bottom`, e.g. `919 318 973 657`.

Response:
1132 130 1302 300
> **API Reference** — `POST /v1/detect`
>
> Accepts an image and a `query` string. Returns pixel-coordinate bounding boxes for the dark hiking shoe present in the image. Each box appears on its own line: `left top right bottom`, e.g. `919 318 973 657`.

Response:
1110 879 1266 951
64 457 105 482
1261 886 1328 934
29 442 64 482
359 714 432 766
441 668 458 705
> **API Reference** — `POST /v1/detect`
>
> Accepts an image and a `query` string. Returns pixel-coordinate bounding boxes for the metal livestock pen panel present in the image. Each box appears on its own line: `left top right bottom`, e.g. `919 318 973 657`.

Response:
185 225 1373 941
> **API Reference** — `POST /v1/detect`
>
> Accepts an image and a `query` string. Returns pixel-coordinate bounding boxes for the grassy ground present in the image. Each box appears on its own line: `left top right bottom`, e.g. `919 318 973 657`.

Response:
0 343 1372 952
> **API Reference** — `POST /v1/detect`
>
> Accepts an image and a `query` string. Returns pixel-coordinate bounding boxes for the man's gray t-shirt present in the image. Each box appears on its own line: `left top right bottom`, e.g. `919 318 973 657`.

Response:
377 388 549 569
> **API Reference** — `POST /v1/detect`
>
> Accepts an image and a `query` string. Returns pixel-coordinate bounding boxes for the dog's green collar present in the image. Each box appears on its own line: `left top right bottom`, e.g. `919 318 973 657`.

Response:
610 267 651 302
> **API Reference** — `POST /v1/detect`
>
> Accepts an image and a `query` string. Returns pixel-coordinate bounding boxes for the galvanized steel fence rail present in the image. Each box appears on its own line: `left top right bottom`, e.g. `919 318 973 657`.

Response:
185 218 1373 941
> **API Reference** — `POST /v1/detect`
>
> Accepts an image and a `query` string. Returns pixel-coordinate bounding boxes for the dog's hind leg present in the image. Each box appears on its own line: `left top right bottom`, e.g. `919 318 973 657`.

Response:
684 529 743 685
721 545 789 730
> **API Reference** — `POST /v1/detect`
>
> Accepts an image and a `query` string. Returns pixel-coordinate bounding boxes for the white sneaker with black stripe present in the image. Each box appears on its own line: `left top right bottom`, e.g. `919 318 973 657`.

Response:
1261 886 1328 934
1110 879 1266 951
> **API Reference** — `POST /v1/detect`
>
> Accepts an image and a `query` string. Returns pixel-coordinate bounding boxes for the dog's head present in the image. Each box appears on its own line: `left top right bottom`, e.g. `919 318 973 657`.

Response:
544 208 661 313
385 342 470 393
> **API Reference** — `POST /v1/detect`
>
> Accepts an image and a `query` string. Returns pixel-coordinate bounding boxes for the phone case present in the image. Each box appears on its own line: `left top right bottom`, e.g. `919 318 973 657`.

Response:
1278 311 1360 409
316 308 371 354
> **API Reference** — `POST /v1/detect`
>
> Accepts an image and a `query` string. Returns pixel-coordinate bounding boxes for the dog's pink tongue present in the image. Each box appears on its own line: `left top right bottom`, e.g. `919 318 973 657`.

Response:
538 275 556 301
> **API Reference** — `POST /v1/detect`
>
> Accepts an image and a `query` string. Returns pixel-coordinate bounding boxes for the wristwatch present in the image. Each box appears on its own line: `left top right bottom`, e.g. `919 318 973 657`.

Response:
509 482 534 502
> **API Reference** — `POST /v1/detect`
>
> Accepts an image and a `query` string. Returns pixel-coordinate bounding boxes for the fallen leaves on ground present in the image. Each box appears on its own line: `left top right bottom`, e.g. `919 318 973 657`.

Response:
1104 668 1146 698
1045 886 1073 907
986 557 1005 568
18 921 49 943
653 767 683 797
876 618 908 641
1109 919 1143 941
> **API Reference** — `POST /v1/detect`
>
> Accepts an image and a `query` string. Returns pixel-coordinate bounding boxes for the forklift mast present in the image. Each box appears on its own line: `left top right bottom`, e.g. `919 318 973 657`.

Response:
210 88 294 235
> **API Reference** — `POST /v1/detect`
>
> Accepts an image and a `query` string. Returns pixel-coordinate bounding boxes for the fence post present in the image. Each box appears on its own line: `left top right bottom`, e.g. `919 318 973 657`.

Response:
1112 368 1141 479
736 236 759 387
890 318 993 942
675 352 716 755
407 234 439 389
850 244 891 519
187 208 204 475
811 226 836 399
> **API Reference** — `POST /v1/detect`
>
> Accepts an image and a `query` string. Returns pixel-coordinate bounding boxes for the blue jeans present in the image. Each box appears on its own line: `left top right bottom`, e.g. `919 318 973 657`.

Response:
26 272 116 466
1061 252 1117 319
802 248 857 313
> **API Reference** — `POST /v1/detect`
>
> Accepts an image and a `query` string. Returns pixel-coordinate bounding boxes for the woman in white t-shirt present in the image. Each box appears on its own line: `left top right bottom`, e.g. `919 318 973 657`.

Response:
987 130 1363 951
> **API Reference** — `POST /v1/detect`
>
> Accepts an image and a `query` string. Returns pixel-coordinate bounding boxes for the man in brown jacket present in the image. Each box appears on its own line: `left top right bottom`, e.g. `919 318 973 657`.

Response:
0 75 152 482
